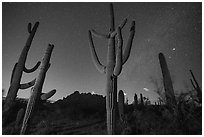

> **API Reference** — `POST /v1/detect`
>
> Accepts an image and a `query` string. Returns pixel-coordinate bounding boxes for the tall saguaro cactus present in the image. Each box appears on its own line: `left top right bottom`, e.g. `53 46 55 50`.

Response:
158 53 176 107
3 22 41 125
20 44 55 135
190 70 202 103
88 3 135 134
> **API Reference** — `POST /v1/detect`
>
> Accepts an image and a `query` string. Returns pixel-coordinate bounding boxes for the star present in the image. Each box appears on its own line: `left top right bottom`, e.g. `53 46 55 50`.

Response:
172 48 176 51
146 39 151 42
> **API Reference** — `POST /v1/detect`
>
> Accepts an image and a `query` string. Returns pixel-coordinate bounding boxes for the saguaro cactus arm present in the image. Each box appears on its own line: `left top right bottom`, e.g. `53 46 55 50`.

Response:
109 3 115 32
41 89 56 100
122 21 135 65
88 31 106 73
24 61 41 73
114 27 123 76
10 63 18 85
91 18 127 39
22 22 39 57
19 79 36 89
119 18 128 29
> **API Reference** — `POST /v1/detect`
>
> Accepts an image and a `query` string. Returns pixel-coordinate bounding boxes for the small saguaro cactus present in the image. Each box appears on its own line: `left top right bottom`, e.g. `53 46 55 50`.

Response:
3 22 41 125
190 70 202 103
88 3 135 134
133 93 138 109
140 93 144 106
118 90 125 122
158 52 176 107
20 44 55 135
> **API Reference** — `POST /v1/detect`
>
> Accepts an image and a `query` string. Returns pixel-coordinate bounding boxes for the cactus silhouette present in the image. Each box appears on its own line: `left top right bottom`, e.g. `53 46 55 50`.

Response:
3 22 41 125
140 93 144 106
20 44 55 135
88 3 135 134
158 52 176 107
118 90 124 122
190 70 202 103
133 93 138 109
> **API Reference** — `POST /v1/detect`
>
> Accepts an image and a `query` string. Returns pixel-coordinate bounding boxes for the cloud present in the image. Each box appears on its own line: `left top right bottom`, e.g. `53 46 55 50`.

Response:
143 87 150 92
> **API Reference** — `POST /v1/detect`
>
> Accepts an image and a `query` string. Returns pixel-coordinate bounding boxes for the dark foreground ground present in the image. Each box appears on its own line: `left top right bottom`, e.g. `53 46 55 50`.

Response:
2 91 202 135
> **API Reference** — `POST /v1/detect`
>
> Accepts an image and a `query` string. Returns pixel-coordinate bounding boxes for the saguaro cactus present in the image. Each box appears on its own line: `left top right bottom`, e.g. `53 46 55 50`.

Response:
88 3 135 134
118 90 124 122
190 70 202 103
158 53 176 107
20 44 55 135
140 93 144 106
3 22 41 125
134 93 138 108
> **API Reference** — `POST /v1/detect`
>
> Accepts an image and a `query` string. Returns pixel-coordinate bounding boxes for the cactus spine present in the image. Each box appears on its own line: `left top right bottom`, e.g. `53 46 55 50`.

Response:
20 44 55 135
3 22 41 125
158 52 176 107
190 70 202 103
118 90 124 122
88 3 135 134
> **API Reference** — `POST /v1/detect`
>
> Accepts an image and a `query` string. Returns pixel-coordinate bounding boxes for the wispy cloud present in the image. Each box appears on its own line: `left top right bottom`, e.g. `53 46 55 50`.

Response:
143 87 150 92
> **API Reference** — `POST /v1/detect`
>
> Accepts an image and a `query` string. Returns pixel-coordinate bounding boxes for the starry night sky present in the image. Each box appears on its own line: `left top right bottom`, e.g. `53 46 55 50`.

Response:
2 2 202 103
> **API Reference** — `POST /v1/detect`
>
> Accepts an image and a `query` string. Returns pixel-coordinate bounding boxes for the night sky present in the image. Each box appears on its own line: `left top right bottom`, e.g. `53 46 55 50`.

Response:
2 2 202 104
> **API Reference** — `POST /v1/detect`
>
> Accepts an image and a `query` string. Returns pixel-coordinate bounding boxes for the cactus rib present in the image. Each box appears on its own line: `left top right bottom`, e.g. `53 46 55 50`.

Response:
19 79 36 89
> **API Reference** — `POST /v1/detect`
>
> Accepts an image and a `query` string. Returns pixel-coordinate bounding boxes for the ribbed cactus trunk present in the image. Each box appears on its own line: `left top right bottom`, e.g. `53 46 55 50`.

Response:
20 44 54 135
118 90 124 122
159 53 176 107
88 3 135 134
3 22 41 126
190 70 202 103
